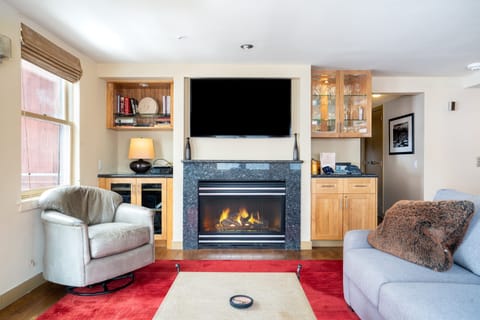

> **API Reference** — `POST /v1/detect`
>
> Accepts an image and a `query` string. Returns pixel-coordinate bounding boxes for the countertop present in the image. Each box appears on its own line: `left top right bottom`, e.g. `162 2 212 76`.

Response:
312 174 377 178
98 173 173 178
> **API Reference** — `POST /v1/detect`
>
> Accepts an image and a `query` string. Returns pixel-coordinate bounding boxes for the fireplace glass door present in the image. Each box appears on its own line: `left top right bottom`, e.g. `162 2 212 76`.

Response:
198 181 286 248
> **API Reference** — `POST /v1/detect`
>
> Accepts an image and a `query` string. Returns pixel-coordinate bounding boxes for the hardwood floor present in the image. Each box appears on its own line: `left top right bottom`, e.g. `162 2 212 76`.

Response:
0 247 342 320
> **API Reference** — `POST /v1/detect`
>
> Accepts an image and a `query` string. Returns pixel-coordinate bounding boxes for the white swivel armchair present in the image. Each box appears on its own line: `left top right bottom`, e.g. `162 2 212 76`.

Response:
39 185 155 295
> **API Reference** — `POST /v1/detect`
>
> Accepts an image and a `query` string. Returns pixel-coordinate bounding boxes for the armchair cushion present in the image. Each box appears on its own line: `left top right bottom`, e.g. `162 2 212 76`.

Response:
39 185 123 224
88 222 150 259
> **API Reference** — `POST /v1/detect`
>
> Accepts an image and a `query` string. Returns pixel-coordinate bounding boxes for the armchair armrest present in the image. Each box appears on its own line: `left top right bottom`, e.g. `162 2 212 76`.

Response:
41 210 84 226
114 203 155 243
41 210 91 284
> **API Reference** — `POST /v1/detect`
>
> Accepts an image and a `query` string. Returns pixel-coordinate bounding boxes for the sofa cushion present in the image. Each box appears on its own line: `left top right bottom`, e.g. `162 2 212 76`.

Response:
378 282 480 320
343 247 480 309
434 189 480 276
88 223 150 259
367 200 474 271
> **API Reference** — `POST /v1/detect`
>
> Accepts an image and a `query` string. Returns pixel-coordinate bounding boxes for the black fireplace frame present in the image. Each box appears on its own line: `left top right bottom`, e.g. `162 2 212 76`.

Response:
183 160 302 250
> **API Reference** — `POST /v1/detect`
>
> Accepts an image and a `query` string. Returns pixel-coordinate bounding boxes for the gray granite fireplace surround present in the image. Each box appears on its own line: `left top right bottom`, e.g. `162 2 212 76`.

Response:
183 160 302 250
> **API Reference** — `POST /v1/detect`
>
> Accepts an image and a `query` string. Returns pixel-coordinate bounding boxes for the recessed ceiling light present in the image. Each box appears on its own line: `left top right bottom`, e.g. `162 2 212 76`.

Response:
177 35 187 40
240 43 254 50
467 62 480 71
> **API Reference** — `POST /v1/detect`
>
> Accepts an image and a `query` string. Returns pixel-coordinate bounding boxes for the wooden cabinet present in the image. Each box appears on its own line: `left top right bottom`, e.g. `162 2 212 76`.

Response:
311 177 377 240
98 176 173 247
106 80 174 130
311 69 372 138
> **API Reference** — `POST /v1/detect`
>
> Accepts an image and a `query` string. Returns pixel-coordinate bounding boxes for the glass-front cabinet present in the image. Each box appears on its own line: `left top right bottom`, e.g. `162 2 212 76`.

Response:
98 177 172 245
312 69 372 138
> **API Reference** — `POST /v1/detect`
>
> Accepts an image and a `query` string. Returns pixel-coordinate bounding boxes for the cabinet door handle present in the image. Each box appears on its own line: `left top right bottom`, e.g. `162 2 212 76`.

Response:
353 184 368 188
321 184 336 188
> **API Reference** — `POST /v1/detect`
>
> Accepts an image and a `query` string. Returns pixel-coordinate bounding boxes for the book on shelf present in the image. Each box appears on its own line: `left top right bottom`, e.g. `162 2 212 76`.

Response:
124 96 131 114
120 96 125 114
116 95 138 115
162 95 171 115
130 98 138 114
156 116 171 124
116 94 121 113
115 117 135 125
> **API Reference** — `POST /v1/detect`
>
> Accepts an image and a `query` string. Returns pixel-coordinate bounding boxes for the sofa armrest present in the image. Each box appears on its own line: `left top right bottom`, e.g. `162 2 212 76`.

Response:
114 203 155 243
343 230 373 253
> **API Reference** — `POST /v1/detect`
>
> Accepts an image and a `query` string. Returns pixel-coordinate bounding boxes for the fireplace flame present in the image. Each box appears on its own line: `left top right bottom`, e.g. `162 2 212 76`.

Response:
219 208 230 223
217 207 264 230
247 212 262 225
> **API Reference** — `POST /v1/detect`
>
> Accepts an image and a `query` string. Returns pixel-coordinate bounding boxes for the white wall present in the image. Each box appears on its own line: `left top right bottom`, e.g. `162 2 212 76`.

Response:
0 0 111 303
311 138 361 167
373 77 480 200
96 63 312 248
383 94 425 210
2 0 480 303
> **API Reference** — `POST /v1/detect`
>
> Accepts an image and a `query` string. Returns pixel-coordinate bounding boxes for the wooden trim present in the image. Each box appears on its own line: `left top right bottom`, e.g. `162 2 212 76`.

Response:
0 273 45 310
166 178 173 249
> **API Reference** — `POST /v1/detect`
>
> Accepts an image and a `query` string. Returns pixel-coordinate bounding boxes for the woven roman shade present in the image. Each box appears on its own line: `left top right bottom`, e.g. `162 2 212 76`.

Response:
21 23 82 83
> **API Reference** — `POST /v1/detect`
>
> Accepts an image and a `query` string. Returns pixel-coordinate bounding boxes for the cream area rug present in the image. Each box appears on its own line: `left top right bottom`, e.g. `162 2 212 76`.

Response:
152 272 316 320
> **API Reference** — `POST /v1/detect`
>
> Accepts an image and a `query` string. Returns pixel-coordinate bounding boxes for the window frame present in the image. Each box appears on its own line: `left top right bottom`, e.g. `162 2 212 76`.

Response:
20 60 74 199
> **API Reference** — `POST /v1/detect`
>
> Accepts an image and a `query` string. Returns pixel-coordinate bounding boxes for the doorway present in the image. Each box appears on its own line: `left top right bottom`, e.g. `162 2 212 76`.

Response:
363 106 384 221
362 93 425 222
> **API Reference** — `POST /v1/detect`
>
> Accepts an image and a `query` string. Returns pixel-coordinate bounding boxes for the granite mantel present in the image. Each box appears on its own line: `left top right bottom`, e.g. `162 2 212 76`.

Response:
183 160 302 250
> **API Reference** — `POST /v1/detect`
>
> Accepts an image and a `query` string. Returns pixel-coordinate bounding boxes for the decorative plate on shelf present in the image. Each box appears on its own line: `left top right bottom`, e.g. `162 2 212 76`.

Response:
138 97 158 114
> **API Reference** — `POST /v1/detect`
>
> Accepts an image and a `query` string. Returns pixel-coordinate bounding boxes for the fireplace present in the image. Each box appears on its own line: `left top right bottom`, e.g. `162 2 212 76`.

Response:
198 181 286 248
183 160 302 250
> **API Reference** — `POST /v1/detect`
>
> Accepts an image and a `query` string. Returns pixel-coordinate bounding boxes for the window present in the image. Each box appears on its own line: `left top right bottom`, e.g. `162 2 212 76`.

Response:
21 60 73 198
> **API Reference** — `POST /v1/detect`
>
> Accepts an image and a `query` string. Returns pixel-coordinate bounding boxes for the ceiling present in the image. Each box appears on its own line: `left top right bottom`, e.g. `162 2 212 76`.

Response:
6 0 480 77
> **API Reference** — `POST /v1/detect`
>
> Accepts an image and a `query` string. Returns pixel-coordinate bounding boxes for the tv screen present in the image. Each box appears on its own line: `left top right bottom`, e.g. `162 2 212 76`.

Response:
190 78 292 137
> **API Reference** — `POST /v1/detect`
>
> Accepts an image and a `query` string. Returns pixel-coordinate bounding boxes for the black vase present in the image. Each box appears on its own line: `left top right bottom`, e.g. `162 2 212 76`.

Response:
185 137 191 160
293 133 299 161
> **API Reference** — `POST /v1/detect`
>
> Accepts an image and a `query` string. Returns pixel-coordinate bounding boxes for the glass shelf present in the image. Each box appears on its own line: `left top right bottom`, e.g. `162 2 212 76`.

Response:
311 69 371 137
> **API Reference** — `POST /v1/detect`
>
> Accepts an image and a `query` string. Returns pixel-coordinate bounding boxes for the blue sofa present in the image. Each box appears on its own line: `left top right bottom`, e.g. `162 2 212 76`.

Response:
343 189 480 320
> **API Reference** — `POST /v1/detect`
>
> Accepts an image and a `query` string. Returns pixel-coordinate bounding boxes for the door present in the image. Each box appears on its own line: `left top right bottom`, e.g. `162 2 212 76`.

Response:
343 193 377 235
311 193 343 240
137 178 167 240
364 106 383 220
106 178 137 204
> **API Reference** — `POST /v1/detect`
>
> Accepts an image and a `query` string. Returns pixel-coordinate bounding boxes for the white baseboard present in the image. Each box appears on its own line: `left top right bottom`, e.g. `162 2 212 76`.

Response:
169 241 183 250
301 241 313 250
311 240 343 247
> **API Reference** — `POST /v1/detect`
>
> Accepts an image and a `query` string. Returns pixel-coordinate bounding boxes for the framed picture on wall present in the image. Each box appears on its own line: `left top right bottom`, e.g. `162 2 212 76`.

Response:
389 113 414 154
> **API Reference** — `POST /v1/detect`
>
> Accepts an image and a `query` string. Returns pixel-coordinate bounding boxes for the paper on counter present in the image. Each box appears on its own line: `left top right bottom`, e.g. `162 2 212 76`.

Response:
320 152 336 170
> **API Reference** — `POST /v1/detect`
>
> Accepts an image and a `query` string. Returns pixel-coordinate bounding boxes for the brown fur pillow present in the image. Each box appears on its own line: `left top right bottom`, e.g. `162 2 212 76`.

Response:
368 200 474 272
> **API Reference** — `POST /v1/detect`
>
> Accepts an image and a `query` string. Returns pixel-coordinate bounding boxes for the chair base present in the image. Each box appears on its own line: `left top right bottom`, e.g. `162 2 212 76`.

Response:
66 272 135 296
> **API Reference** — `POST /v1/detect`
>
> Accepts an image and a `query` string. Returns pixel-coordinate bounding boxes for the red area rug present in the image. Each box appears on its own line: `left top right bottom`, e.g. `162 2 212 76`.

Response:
38 260 358 320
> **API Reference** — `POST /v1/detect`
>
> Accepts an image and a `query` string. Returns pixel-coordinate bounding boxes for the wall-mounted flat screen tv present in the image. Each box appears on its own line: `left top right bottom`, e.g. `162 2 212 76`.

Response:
190 78 292 137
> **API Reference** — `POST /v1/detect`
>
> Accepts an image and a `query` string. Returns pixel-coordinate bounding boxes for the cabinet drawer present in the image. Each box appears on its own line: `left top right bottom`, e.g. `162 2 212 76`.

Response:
312 179 343 193
344 178 376 194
